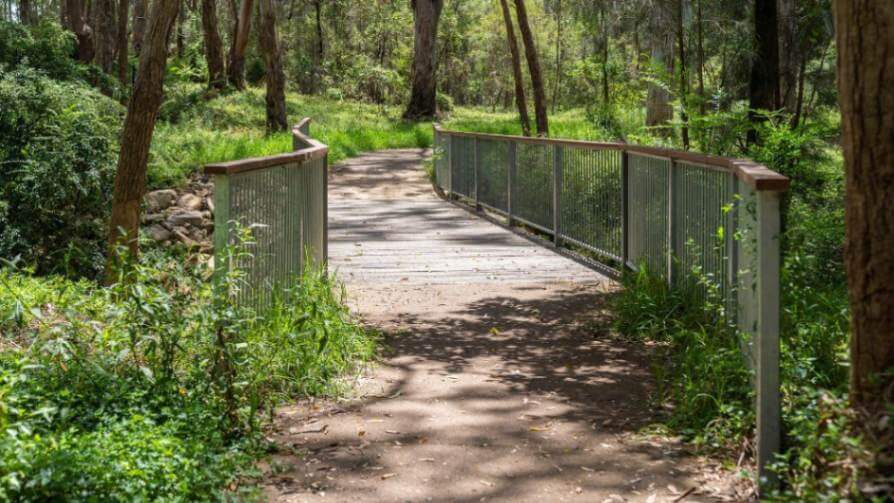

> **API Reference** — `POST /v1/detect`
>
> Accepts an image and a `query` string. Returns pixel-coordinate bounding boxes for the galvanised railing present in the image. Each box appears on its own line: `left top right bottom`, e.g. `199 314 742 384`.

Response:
204 117 328 308
433 124 789 485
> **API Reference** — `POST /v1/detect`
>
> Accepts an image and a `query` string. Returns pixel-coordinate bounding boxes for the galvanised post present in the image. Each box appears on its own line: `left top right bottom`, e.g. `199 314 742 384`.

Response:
621 150 629 268
667 159 677 285
474 137 481 210
553 145 563 246
508 141 516 227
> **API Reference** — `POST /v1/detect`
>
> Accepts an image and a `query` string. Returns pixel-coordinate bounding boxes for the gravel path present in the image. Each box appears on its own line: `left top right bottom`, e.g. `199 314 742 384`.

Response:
262 149 741 502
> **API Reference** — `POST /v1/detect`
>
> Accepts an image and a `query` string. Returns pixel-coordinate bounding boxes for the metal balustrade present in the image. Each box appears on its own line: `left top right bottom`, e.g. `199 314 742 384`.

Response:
432 124 789 485
204 117 328 309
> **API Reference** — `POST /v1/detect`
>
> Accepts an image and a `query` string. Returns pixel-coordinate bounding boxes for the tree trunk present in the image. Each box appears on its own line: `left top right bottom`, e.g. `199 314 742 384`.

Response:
19 0 34 24
94 0 117 73
176 1 186 59
646 0 673 130
257 0 287 131
132 0 146 56
116 0 129 84
513 0 548 136
312 0 323 93
227 0 253 89
551 0 561 114
600 6 609 107
201 0 226 89
747 0 779 144
64 0 95 63
403 0 443 121
676 0 689 150
498 0 531 136
777 0 799 114
106 0 182 275
696 0 705 115
833 0 894 414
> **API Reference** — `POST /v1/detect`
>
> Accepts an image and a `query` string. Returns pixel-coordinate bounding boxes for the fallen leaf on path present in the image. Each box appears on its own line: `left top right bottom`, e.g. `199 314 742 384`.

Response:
479 480 494 487
381 473 397 480
419 458 436 462
671 487 696 502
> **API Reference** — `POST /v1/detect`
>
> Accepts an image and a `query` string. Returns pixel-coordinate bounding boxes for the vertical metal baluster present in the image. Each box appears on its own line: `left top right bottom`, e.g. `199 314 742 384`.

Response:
553 145 563 246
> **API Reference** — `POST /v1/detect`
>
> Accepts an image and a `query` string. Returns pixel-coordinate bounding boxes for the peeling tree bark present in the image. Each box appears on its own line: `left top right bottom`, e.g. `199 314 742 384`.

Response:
403 0 444 121
106 0 182 277
64 0 95 63
833 0 894 413
227 0 254 89
257 0 287 131
513 0 548 136
498 0 531 136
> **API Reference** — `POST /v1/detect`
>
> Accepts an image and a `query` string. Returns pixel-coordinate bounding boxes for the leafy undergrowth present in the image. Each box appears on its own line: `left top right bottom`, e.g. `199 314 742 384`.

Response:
150 86 435 188
613 265 892 500
0 247 376 500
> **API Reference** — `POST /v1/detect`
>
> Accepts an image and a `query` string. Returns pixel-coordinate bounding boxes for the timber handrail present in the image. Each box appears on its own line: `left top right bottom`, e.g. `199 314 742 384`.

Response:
204 117 328 175
432 124 790 191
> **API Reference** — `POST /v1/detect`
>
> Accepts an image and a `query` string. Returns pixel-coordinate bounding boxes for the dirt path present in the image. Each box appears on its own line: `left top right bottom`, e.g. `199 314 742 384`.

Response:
262 149 742 502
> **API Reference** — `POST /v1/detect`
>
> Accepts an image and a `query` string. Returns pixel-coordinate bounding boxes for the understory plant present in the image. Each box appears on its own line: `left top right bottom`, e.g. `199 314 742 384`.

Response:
0 243 375 500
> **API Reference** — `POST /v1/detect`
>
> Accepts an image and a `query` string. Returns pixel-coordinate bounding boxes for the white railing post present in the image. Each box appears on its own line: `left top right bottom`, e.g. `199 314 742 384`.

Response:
756 190 782 489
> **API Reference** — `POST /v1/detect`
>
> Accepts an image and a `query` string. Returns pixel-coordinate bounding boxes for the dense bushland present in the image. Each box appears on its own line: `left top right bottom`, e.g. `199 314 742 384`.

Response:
0 68 123 278
0 246 375 500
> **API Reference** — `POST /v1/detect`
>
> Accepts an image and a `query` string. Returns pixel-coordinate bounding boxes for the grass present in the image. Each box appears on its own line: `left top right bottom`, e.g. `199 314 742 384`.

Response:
0 245 376 500
150 86 435 188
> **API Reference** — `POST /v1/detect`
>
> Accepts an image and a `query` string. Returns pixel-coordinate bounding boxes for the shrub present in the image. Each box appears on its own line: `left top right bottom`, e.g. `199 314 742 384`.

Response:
436 92 454 113
0 243 375 499
0 21 81 82
0 68 123 278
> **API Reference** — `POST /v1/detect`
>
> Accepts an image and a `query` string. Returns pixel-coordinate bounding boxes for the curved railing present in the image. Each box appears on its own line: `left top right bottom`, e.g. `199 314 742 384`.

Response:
432 124 787 482
204 117 328 308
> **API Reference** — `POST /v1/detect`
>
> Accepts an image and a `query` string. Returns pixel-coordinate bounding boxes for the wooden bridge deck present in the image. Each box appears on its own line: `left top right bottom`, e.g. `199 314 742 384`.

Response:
263 149 736 502
328 149 609 286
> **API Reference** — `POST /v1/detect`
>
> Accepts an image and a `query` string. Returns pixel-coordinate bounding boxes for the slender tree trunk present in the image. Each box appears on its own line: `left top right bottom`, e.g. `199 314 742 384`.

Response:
833 0 894 414
747 0 779 144
790 52 807 129
677 0 689 150
132 0 146 56
227 0 253 89
64 0 95 62
176 1 186 59
201 0 226 89
646 0 673 130
116 0 129 84
778 0 799 114
106 0 182 275
551 0 561 113
20 0 34 24
94 0 117 73
513 0 548 136
403 0 444 120
696 0 705 115
312 0 323 93
600 6 609 107
257 0 287 131
498 0 531 136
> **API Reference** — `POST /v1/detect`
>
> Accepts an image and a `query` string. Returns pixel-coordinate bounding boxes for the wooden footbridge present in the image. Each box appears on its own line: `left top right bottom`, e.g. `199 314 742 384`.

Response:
203 118 789 497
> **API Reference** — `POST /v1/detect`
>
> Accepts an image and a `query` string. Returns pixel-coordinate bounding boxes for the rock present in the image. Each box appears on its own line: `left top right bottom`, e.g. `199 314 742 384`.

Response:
146 224 171 242
142 213 165 224
172 227 197 246
177 193 204 211
205 197 214 213
144 189 177 211
166 210 205 228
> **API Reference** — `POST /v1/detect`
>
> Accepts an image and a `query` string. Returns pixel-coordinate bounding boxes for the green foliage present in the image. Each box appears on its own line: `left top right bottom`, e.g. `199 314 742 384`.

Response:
0 21 82 82
614 265 753 448
149 87 434 188
0 68 123 278
0 242 375 500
